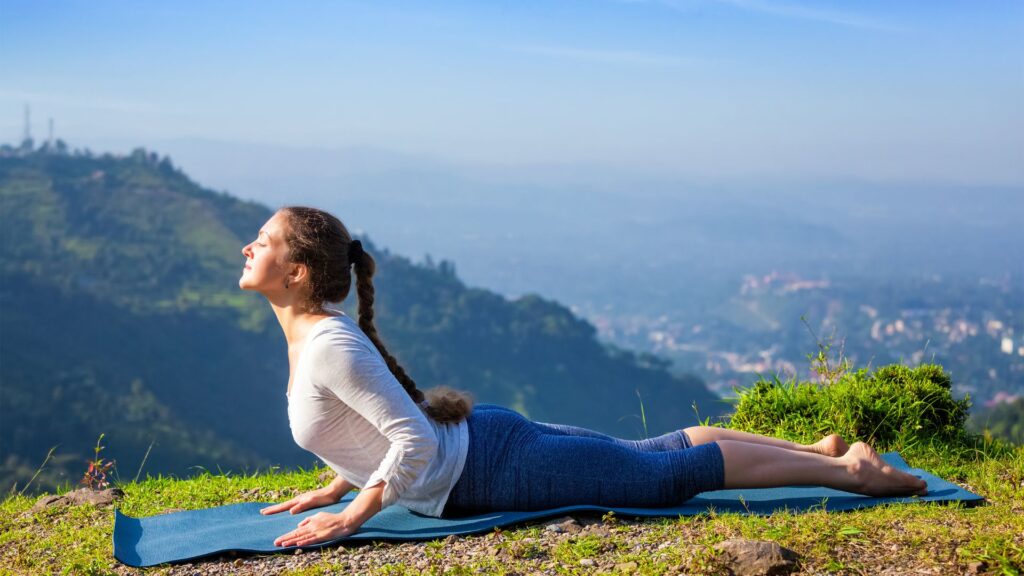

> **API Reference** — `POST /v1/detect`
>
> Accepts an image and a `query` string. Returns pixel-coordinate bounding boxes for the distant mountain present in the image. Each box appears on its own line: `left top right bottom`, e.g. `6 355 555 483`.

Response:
0 145 726 495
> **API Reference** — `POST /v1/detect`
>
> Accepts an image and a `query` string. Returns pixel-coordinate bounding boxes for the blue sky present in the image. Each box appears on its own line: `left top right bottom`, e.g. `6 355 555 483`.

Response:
2 0 1022 185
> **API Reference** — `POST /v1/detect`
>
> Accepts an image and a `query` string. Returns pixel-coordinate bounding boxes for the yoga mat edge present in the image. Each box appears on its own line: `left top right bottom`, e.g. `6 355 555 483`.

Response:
112 451 985 568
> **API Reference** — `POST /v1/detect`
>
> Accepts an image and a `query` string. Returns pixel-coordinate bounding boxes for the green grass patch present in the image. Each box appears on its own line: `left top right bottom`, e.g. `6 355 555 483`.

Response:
2 361 1022 574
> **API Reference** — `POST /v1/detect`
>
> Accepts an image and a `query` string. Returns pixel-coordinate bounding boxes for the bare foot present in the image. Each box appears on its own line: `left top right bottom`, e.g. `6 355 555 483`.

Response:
809 433 850 457
842 442 928 497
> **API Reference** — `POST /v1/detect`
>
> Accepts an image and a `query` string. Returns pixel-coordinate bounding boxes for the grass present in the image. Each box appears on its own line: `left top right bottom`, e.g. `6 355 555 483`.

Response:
2 357 1023 574
0 446 1021 574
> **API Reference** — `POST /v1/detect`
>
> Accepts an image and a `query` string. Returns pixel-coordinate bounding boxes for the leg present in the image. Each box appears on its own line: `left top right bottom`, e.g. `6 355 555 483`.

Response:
501 429 724 510
684 426 849 457
717 440 928 497
444 406 724 514
480 403 691 452
534 421 692 451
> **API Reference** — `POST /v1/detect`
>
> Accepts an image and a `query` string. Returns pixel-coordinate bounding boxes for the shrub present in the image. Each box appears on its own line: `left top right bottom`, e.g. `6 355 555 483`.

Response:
728 363 972 453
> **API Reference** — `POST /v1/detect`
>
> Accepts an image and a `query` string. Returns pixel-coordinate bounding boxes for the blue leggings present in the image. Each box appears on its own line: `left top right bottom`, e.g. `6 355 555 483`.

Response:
441 403 725 517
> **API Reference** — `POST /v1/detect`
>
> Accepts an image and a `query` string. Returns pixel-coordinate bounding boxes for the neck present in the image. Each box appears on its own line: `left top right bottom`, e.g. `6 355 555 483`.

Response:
269 298 336 348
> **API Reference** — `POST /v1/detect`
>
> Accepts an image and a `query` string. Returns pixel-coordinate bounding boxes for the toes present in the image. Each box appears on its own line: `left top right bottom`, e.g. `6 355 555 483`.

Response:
914 477 928 495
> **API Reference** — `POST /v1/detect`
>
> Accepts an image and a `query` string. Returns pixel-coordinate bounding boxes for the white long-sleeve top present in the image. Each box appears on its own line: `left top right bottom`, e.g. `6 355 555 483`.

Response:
286 313 469 517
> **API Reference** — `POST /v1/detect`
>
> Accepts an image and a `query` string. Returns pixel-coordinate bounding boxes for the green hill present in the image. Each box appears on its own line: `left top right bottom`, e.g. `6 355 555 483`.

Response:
0 145 726 495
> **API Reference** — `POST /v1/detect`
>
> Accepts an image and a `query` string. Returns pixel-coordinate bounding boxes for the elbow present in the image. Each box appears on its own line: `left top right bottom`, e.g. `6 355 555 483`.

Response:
410 421 439 463
408 436 438 468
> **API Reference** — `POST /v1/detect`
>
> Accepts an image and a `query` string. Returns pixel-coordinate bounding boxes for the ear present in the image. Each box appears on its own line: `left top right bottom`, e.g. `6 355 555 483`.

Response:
287 262 310 287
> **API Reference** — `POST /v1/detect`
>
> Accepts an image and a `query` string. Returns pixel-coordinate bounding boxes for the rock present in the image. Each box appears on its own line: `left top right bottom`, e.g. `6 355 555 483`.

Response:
582 525 612 538
614 560 639 573
545 516 582 534
30 487 124 512
240 487 263 498
713 538 799 576
30 495 64 512
68 487 124 506
966 560 988 575
579 558 596 567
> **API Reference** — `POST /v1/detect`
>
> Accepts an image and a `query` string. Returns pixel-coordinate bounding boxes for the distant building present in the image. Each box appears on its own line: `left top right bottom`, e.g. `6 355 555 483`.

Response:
1001 337 1014 354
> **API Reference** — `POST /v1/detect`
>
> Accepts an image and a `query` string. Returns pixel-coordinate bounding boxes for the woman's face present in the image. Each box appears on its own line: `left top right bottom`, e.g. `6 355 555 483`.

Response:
239 211 294 293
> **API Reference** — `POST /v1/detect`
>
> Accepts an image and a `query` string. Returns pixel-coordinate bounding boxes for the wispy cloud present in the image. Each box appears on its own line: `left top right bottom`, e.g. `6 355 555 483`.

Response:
718 0 902 32
629 0 904 32
507 44 708 67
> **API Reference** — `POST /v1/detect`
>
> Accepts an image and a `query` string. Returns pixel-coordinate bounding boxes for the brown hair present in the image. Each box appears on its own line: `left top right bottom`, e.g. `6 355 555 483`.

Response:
279 206 474 424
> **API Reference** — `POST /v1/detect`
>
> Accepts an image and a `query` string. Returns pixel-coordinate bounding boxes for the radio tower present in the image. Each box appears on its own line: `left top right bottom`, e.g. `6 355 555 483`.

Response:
23 104 32 144
48 117 54 148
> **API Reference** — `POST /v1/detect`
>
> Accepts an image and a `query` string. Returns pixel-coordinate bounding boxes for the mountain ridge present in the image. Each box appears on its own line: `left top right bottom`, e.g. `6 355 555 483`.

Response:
0 144 725 495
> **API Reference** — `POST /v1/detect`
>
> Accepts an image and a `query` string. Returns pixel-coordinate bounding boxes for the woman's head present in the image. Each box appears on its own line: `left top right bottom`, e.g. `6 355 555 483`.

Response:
239 207 359 310
276 206 357 309
241 206 474 424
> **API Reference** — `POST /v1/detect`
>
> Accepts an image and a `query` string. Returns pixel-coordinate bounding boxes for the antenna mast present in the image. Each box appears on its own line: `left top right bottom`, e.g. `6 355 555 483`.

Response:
23 104 32 143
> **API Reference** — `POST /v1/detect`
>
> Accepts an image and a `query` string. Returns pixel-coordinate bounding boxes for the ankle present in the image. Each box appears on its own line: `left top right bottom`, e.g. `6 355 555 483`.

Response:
842 453 870 490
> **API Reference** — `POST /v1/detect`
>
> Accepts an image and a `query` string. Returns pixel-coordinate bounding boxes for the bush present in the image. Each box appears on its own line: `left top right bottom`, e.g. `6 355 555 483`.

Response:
727 363 973 453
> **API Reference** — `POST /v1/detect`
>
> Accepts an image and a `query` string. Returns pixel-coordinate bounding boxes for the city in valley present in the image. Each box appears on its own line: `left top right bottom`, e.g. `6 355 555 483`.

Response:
577 270 1023 409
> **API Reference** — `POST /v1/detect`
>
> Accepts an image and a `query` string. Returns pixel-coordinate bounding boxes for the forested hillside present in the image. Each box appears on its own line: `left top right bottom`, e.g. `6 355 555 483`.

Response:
0 145 725 495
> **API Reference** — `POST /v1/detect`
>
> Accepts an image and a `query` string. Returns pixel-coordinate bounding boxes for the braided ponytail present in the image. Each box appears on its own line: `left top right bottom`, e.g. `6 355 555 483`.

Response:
351 248 474 424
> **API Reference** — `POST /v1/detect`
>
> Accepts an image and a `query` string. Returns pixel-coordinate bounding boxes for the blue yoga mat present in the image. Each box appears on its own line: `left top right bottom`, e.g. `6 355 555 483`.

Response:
113 452 983 567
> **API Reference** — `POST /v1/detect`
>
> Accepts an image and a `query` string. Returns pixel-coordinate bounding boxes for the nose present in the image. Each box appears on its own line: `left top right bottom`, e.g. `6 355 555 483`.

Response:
241 243 252 258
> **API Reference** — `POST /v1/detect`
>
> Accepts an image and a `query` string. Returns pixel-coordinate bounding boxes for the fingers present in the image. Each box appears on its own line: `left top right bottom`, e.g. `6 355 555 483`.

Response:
260 503 287 515
272 511 356 548
260 494 307 516
262 499 316 516
260 497 299 515
274 528 317 547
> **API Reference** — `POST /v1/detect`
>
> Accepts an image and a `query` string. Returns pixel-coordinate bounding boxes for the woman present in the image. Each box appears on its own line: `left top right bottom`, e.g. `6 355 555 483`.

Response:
241 206 927 549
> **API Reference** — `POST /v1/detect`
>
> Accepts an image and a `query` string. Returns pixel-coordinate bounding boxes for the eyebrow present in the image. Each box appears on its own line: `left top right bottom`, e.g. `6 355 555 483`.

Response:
258 230 270 239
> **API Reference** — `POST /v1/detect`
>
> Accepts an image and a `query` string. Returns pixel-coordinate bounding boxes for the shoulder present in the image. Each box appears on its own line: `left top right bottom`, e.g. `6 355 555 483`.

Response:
305 320 372 361
303 318 387 382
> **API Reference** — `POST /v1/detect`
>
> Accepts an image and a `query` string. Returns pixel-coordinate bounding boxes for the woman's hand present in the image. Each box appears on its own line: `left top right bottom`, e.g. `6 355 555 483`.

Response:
260 487 339 516
273 511 357 547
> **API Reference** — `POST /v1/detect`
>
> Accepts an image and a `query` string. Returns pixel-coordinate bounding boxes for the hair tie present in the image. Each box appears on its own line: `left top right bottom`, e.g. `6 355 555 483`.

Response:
348 239 363 267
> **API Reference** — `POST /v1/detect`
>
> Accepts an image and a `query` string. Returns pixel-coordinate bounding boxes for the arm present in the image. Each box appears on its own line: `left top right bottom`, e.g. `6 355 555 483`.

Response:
261 474 356 517
340 480 384 526
273 480 385 547
310 334 437 515
273 334 436 547
324 474 356 499
311 334 438 510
